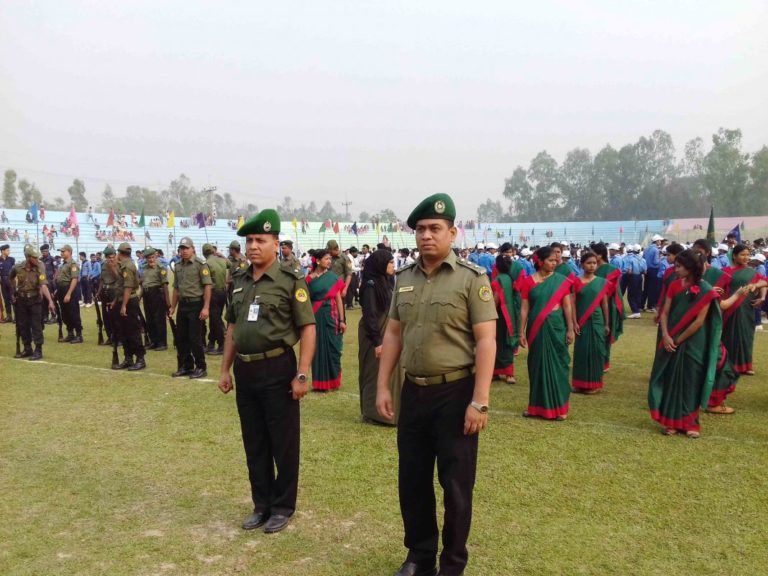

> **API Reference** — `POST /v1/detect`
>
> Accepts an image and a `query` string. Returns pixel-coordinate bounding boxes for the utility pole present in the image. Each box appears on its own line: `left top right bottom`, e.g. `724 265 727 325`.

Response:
341 196 352 221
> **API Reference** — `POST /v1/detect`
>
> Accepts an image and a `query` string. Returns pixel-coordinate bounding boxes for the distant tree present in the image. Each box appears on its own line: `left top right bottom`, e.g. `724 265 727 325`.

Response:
704 128 750 215
747 146 768 214
592 145 622 220
18 179 41 207
558 148 596 219
477 198 504 223
528 151 560 220
3 169 17 208
317 200 339 221
358 211 371 222
680 137 705 177
503 167 533 220
51 196 67 210
378 208 398 222
68 179 88 211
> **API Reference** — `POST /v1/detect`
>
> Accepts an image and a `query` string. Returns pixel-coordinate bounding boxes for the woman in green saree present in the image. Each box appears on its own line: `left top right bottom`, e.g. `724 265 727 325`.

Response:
307 249 346 391
591 243 624 372
572 251 610 394
648 250 721 438
721 244 767 375
491 243 527 384
519 246 575 420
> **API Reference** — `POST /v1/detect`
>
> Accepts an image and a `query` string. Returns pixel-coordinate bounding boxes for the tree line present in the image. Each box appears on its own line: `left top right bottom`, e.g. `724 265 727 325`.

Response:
479 128 768 223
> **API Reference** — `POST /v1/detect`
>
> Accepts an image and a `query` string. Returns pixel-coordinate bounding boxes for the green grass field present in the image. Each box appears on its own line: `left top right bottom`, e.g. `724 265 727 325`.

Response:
1 307 767 576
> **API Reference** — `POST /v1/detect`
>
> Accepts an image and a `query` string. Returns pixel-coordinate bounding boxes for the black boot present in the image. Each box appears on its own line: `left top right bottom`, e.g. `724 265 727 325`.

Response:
62 332 74 343
114 357 134 370
127 357 146 371
29 347 43 361
70 330 83 344
19 347 33 359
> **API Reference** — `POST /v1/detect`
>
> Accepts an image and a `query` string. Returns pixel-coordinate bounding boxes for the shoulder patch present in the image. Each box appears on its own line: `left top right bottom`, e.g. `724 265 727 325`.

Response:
478 285 492 302
71 265 78 273
39 273 46 282
160 269 167 276
202 268 210 276
457 259 487 276
280 266 305 280
295 287 308 303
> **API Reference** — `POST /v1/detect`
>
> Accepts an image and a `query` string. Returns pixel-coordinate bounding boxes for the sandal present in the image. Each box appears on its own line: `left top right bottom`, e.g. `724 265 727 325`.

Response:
522 411 532 418
662 428 677 436
706 405 735 415
556 414 568 421
745 370 755 376
686 430 701 439
506 376 516 384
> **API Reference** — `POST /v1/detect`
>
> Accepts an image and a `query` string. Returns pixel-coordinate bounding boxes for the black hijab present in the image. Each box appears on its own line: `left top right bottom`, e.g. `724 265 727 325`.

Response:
361 249 394 312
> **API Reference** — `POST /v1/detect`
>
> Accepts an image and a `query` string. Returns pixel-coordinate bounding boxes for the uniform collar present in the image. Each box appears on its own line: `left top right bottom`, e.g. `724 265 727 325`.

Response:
416 249 457 273
248 258 280 281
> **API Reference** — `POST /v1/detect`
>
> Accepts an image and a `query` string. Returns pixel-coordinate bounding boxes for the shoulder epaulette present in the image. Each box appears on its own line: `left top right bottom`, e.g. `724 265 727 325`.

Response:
395 262 416 275
280 266 305 280
196 256 207 265
457 259 487 276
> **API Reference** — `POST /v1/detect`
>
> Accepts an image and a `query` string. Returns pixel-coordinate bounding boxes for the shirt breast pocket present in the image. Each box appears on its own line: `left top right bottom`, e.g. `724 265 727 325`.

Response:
396 292 416 322
428 293 464 324
258 293 284 320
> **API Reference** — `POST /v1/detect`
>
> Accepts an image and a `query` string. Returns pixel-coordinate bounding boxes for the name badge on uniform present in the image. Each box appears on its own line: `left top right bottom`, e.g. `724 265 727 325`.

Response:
247 295 260 322
398 286 414 293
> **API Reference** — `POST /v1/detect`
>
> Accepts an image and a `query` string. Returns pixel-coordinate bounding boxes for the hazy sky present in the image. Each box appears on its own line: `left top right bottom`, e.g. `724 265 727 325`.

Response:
2 0 767 218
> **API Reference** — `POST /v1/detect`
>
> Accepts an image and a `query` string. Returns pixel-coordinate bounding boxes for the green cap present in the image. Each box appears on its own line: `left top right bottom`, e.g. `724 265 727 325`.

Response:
326 239 339 250
143 247 157 257
238 209 281 236
406 193 456 229
24 245 41 258
229 240 241 250
59 244 74 253
202 243 215 255
118 242 132 253
178 237 194 248
103 245 116 256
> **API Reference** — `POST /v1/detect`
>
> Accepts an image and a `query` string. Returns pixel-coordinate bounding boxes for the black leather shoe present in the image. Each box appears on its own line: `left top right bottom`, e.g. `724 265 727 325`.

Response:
127 358 146 371
172 368 193 377
62 333 74 343
19 348 33 358
241 511 269 530
152 345 168 351
188 368 207 379
115 358 134 370
29 348 42 361
69 335 84 344
394 561 438 576
263 514 291 534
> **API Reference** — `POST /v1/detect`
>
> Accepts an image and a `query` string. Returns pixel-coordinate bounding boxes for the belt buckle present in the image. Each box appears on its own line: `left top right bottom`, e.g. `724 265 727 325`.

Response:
411 376 428 386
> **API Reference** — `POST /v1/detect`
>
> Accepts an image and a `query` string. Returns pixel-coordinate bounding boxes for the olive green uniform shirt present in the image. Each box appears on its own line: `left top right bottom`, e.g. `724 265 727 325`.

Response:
173 257 212 298
142 263 169 289
280 253 301 273
100 261 119 297
331 254 352 279
11 261 47 296
206 254 229 291
115 259 140 298
228 254 248 274
57 258 79 287
388 250 497 376
226 259 316 354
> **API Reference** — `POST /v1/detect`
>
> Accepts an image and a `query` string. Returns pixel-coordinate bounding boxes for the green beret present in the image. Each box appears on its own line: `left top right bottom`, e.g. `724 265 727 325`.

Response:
144 247 157 257
118 242 132 253
406 193 456 229
103 245 116 256
238 209 281 236
24 245 41 258
202 243 215 255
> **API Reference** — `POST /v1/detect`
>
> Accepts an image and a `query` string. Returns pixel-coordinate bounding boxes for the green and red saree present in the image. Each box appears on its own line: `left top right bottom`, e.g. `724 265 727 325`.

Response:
308 271 345 390
491 264 526 378
572 277 610 392
595 263 624 370
648 279 722 433
521 273 573 419
703 266 740 406
721 265 764 374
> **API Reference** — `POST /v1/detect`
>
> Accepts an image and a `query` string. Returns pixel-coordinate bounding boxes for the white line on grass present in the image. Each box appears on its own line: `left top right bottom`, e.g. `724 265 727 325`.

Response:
3 356 766 447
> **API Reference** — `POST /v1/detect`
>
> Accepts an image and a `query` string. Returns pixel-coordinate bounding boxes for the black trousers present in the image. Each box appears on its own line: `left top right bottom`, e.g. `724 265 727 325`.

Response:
143 287 167 347
109 298 145 358
397 376 477 576
56 285 82 333
642 269 660 310
16 295 43 348
81 276 93 304
345 273 359 307
100 291 114 340
207 289 227 348
1 278 13 319
42 282 56 322
234 351 300 516
176 300 206 370
626 274 643 314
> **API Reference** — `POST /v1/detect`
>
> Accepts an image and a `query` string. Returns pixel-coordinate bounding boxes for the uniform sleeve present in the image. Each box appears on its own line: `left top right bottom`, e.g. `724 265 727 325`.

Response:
38 263 47 283
160 267 169 285
291 278 316 327
468 273 498 324
172 266 180 289
199 263 213 286
125 266 139 290
225 295 237 323
388 286 400 321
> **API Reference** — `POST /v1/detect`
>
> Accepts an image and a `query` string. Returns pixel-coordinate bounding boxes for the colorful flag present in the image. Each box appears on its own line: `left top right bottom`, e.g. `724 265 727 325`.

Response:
333 221 340 235
319 221 327 233
706 206 716 246
30 202 38 224
167 210 175 228
107 209 115 227
724 223 741 244
68 205 79 228
236 215 244 229
351 222 358 236
137 206 145 228
291 218 298 231
72 225 80 239
195 212 206 228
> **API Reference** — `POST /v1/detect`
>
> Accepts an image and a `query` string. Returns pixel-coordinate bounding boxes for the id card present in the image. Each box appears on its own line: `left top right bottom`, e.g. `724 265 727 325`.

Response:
247 303 260 322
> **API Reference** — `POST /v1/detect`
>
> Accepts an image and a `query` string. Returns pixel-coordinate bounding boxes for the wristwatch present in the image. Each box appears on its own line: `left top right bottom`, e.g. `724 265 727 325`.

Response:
470 401 489 414
296 373 308 384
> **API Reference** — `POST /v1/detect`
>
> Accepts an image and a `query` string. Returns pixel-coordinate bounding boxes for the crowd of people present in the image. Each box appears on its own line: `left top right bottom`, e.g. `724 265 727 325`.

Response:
2 197 767 576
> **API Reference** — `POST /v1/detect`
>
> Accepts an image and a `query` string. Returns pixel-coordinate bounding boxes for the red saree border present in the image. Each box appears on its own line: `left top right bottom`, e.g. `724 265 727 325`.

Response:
658 289 718 349
527 276 572 344
526 402 569 419
493 364 514 377
492 278 514 336
572 379 603 390
577 280 611 329
312 371 342 390
650 409 700 432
